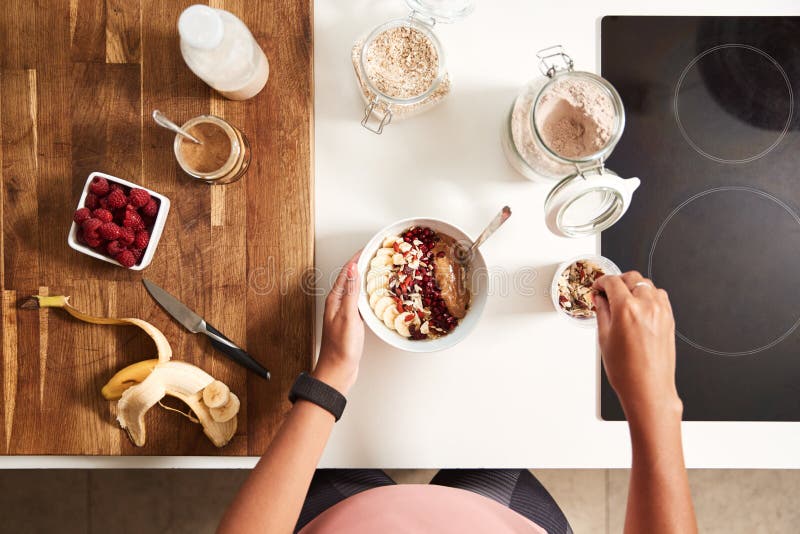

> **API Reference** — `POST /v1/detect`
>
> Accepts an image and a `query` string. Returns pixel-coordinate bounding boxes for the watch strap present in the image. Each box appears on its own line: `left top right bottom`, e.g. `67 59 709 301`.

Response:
288 372 347 421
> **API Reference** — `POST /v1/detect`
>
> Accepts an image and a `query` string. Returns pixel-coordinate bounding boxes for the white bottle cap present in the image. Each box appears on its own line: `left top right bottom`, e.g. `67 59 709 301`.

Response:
178 5 224 50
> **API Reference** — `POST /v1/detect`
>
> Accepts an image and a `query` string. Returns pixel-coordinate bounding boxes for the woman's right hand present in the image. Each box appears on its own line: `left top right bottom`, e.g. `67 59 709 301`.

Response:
593 272 682 421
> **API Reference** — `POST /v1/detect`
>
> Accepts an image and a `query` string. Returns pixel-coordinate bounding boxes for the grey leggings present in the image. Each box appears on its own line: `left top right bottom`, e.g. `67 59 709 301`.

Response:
295 469 573 533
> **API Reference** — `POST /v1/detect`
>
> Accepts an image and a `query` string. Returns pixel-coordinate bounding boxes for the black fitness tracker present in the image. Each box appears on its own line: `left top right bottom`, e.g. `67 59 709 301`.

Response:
288 372 347 421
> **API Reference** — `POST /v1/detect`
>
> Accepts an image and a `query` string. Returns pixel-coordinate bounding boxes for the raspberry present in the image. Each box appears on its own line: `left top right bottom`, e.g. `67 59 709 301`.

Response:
110 183 124 193
98 196 109 210
129 248 144 262
141 198 159 218
81 218 102 238
73 208 91 224
133 230 150 249
128 188 151 208
122 209 145 231
99 222 121 241
84 193 99 210
85 235 103 248
107 240 125 257
92 208 113 223
106 188 127 209
116 250 136 268
88 176 109 196
119 227 135 246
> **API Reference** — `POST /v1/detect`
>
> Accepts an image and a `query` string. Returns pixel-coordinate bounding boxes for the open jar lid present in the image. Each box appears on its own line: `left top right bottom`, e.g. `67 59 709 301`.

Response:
404 0 475 23
544 167 641 238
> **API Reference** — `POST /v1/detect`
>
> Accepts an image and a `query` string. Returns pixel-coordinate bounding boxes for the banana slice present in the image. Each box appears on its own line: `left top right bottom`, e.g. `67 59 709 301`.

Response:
370 254 393 269
368 287 391 308
366 273 389 295
367 264 392 281
210 392 240 423
382 236 401 247
382 305 400 330
394 311 420 338
373 296 396 318
375 247 395 257
202 380 231 409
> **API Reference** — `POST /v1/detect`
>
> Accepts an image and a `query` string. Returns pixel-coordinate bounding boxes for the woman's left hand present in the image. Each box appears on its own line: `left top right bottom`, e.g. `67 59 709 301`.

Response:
313 251 364 395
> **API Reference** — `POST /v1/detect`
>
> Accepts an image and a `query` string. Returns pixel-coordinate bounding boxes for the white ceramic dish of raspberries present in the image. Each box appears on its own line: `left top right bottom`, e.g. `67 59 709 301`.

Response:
357 217 488 354
68 171 170 270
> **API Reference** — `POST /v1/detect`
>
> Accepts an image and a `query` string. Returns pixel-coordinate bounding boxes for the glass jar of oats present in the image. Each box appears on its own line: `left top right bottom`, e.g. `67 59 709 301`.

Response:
352 0 474 134
502 46 642 238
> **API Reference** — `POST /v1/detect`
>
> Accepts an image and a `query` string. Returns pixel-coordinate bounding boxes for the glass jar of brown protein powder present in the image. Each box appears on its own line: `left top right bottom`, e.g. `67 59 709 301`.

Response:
502 46 643 238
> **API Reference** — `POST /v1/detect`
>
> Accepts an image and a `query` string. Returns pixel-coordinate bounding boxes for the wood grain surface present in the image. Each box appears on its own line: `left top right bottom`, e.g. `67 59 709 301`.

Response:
0 0 314 455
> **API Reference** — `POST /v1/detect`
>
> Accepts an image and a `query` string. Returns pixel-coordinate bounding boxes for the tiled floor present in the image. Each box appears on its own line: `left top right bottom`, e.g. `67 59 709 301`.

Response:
1 468 798 533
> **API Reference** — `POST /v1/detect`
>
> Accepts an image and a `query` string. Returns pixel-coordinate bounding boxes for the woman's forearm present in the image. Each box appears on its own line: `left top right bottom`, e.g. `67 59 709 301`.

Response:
217 400 335 534
624 401 697 534
218 253 364 534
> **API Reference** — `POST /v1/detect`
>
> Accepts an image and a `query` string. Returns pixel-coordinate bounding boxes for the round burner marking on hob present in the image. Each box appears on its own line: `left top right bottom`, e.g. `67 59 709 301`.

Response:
648 187 800 357
674 44 793 164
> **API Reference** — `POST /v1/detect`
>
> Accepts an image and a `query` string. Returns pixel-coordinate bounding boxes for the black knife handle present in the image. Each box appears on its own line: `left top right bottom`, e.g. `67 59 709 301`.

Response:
204 323 271 380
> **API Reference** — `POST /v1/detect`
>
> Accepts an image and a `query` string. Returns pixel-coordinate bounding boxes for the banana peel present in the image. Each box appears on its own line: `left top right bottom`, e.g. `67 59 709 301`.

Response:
101 359 159 400
21 295 240 448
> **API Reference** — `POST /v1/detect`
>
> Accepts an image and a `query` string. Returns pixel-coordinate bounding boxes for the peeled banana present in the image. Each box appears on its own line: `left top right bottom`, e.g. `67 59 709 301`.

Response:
21 295 240 448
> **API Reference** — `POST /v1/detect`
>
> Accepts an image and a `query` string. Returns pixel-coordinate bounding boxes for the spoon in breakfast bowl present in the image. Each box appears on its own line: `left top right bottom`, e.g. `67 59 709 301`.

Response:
455 206 512 264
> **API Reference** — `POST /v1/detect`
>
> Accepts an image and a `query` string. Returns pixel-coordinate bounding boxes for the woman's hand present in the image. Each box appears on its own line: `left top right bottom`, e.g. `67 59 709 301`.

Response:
593 272 682 421
313 251 365 395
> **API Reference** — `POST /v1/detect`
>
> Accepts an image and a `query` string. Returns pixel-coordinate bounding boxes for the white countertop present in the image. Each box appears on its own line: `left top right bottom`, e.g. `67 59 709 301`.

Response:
314 0 800 470
4 0 799 469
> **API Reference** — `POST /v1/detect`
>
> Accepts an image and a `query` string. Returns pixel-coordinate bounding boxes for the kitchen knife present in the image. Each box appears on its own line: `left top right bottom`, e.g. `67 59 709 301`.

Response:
142 278 270 380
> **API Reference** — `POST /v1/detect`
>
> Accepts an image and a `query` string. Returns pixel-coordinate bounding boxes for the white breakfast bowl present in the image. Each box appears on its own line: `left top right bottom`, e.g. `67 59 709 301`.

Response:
67 171 170 270
357 217 488 353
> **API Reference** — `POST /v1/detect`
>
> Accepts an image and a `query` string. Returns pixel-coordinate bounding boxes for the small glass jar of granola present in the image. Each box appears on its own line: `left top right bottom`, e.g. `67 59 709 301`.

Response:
551 255 621 326
352 0 474 134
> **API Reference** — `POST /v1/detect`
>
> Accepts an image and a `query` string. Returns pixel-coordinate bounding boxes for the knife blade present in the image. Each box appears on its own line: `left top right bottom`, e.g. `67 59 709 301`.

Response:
142 278 270 380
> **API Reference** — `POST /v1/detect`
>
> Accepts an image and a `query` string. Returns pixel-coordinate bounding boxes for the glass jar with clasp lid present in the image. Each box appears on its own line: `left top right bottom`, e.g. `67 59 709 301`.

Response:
352 0 474 134
502 45 641 237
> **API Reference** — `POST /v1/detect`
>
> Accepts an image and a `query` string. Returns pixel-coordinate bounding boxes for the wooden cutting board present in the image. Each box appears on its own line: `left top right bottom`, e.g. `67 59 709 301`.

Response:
0 0 313 455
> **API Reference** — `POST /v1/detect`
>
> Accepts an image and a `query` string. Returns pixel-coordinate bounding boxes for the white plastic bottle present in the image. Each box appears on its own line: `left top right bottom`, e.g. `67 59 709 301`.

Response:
178 5 269 101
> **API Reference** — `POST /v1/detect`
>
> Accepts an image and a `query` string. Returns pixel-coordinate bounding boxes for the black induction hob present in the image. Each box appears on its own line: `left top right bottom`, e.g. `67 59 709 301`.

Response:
600 16 800 421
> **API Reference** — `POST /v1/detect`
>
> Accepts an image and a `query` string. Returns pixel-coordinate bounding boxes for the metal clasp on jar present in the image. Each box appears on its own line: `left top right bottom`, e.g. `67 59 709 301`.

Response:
574 158 606 180
408 10 437 27
537 45 574 78
361 97 393 134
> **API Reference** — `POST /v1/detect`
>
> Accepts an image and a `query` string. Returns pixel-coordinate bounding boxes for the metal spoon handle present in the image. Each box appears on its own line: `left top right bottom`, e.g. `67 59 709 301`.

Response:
471 206 512 252
152 110 202 144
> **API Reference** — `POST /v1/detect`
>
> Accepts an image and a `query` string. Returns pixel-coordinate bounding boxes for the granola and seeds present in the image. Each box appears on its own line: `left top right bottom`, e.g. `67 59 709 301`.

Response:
556 259 605 318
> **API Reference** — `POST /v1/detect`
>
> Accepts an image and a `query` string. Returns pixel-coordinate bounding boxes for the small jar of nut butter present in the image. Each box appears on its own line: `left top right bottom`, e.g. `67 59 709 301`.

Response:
174 115 250 184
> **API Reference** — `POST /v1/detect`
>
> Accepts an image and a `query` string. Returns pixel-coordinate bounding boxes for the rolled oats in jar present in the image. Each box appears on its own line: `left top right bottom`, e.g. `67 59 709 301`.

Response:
352 0 474 134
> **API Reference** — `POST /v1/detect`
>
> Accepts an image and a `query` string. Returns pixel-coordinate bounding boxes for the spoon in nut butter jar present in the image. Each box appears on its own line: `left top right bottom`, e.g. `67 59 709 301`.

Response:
152 109 202 144
154 110 251 185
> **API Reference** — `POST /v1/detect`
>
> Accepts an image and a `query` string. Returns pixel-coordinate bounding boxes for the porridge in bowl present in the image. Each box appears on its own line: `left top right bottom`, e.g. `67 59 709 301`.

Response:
365 226 471 340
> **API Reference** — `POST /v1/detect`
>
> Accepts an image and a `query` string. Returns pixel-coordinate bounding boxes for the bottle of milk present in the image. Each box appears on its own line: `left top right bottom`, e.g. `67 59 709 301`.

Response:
178 5 269 101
